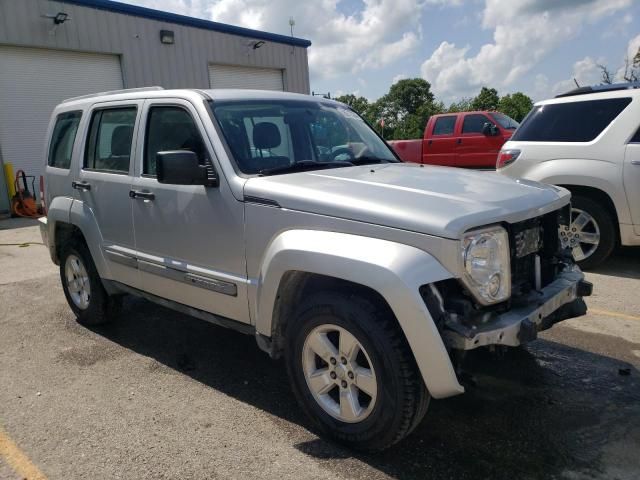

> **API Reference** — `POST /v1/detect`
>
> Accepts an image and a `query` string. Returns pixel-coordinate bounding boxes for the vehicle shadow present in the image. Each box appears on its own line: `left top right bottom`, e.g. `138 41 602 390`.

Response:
586 247 640 280
91 296 640 480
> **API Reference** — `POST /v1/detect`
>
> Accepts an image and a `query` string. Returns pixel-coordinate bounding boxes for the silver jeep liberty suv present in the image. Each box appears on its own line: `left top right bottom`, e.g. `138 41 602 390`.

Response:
40 87 592 451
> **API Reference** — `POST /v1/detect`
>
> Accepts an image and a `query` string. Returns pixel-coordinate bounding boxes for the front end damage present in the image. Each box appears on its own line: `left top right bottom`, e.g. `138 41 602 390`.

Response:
424 206 593 351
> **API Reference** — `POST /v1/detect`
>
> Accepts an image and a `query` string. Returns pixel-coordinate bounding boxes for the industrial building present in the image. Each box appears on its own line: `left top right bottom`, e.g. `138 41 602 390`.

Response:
0 0 311 215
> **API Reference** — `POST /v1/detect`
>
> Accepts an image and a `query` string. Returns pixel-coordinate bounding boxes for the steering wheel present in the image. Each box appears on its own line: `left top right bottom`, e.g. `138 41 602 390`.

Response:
330 147 356 162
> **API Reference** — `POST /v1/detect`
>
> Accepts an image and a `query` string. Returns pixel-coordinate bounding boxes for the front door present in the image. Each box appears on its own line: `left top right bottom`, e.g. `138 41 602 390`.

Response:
130 99 249 323
73 100 141 288
624 131 640 235
456 113 504 168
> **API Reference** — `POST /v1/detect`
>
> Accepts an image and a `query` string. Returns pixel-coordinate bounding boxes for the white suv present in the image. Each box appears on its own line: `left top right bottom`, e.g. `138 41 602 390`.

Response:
498 83 640 268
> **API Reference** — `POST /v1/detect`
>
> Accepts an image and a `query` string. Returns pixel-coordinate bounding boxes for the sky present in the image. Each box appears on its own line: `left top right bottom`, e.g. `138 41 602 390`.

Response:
123 0 640 104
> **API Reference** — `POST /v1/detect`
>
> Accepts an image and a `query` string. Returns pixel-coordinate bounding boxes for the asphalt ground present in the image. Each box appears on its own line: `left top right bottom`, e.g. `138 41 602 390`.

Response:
1 218 639 480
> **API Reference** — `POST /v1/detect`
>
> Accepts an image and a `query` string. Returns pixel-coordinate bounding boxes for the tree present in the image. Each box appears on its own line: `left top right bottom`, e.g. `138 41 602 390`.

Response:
334 94 370 116
592 46 640 85
470 87 500 111
597 64 614 84
497 92 533 122
373 78 440 139
446 97 473 113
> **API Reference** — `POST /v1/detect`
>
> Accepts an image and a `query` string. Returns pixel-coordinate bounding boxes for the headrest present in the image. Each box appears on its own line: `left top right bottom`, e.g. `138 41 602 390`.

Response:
111 125 133 156
253 122 281 150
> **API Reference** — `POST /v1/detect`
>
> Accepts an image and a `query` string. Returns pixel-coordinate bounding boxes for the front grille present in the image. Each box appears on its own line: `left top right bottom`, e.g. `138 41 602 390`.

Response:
507 207 569 297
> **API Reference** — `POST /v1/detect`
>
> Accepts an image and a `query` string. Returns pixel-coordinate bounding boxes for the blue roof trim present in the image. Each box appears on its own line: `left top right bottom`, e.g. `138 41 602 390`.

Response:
60 0 312 48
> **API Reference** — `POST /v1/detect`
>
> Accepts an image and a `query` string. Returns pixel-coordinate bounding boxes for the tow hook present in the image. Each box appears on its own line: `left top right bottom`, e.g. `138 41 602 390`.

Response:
577 280 593 297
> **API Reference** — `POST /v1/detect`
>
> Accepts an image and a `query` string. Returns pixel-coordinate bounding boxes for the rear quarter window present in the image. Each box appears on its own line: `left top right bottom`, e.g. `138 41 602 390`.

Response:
48 111 82 169
511 97 632 142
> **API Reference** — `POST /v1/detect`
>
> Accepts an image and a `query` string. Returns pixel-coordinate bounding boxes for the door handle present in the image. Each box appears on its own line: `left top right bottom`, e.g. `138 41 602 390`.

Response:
631 160 640 165
72 181 91 191
129 190 155 200
456 138 462 144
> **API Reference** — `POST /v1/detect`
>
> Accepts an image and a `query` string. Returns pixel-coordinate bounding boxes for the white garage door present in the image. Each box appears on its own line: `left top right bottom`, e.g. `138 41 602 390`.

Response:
0 47 123 179
209 64 284 91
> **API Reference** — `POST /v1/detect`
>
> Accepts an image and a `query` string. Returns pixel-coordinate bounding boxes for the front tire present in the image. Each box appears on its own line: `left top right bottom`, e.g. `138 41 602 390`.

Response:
286 292 429 451
60 241 119 326
560 195 616 269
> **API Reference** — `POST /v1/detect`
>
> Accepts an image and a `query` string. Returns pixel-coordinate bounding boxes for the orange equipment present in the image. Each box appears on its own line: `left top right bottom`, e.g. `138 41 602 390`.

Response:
11 170 41 218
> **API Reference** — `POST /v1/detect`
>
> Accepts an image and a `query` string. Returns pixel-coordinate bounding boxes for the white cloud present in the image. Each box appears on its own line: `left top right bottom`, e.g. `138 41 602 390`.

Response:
551 56 602 95
131 0 428 81
420 0 632 101
615 33 640 80
533 73 549 101
392 73 408 84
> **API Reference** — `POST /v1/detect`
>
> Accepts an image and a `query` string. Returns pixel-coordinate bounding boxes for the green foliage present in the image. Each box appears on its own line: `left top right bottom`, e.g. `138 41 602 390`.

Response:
470 87 500 111
334 94 370 116
364 78 442 139
334 81 533 139
446 97 473 113
497 92 534 122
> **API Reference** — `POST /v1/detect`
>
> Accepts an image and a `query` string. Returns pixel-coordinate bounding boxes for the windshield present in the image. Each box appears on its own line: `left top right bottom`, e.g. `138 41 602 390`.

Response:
210 99 398 175
490 112 519 130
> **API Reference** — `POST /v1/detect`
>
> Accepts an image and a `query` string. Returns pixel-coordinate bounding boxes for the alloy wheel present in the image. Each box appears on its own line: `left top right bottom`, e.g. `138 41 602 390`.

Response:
64 254 91 310
302 324 378 423
559 207 601 262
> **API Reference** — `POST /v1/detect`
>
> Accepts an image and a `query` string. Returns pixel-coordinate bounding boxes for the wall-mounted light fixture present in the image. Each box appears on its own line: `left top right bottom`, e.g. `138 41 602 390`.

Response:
160 30 175 45
251 40 265 50
44 11 71 24
43 12 71 36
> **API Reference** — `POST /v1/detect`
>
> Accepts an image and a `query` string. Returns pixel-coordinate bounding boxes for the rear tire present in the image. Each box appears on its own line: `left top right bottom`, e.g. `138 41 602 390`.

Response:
286 291 429 451
59 241 119 326
562 195 616 270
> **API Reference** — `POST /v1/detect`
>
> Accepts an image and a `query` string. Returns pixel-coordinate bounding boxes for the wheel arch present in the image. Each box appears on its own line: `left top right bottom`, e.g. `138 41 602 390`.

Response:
46 197 110 278
558 184 621 244
254 229 464 399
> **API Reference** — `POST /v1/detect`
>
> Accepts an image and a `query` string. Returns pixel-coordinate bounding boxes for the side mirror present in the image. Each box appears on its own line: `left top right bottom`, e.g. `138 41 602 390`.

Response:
156 151 216 186
482 122 499 136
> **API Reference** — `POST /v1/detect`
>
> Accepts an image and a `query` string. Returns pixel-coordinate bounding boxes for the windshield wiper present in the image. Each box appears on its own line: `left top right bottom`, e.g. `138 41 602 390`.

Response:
259 160 353 176
350 156 395 165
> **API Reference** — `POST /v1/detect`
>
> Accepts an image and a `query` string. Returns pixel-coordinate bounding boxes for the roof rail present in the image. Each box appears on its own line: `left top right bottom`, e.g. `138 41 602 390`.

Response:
62 86 164 103
555 82 640 98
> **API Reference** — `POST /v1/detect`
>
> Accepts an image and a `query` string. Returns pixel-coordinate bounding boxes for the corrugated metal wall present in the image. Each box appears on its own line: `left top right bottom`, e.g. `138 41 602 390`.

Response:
0 0 310 93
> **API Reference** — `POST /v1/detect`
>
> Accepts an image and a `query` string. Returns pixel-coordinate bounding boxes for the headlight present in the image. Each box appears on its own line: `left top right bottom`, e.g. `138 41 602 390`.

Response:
461 226 511 305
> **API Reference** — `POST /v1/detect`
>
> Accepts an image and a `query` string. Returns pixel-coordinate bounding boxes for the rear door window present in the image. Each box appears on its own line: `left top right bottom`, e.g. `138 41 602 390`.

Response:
511 98 632 142
432 116 456 136
85 107 137 173
48 111 82 169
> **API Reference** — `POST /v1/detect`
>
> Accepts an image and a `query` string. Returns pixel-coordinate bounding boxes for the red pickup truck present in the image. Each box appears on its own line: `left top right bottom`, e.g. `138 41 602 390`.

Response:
388 111 519 168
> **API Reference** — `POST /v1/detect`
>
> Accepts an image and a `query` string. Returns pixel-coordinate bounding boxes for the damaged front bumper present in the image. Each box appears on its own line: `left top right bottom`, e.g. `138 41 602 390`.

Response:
443 267 592 350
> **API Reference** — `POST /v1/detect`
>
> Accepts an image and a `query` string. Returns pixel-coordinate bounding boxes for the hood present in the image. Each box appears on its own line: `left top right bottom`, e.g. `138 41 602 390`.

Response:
243 163 569 239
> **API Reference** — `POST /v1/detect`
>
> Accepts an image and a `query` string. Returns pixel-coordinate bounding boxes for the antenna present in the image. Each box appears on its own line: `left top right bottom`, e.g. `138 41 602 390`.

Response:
289 17 295 36
289 17 295 54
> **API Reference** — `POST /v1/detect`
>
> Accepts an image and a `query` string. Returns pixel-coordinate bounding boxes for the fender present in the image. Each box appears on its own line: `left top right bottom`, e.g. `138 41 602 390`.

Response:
522 159 631 225
68 199 112 279
42 195 73 264
255 229 465 399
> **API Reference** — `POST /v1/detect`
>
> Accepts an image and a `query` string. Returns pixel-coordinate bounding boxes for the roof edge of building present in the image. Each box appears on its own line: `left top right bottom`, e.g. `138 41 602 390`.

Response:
60 0 312 48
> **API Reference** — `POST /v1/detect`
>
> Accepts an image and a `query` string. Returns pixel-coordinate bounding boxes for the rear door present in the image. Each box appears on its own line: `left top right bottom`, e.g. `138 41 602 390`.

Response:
624 127 640 234
424 115 457 165
456 113 503 168
73 100 141 287
46 110 83 204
